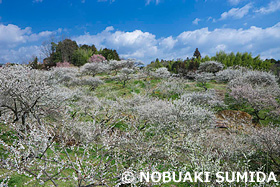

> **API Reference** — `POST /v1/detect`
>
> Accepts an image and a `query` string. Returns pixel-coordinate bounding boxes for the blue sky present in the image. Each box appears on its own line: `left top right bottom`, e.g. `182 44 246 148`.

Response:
0 0 280 64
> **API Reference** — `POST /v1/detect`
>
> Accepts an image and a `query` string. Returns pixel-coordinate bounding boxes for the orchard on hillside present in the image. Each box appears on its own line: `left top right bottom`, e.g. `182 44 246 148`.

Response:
0 50 279 186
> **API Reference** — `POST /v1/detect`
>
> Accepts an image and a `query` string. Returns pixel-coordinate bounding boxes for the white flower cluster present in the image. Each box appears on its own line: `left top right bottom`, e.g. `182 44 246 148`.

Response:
198 61 224 74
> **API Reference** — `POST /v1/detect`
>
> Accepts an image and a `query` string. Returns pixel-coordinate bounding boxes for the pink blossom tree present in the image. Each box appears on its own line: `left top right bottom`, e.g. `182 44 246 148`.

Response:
56 61 72 67
88 54 106 63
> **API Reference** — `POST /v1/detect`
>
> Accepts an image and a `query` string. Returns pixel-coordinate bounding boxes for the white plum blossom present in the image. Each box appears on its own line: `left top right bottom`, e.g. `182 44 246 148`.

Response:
152 67 171 79
198 61 224 74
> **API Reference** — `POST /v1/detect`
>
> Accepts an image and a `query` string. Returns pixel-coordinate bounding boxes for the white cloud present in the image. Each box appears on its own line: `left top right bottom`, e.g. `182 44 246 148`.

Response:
0 0 2 4
2 23 280 64
0 24 59 63
0 24 32 48
0 24 54 49
192 18 201 25
227 0 243 5
33 0 43 3
0 45 41 64
73 22 280 64
220 3 252 20
255 0 280 14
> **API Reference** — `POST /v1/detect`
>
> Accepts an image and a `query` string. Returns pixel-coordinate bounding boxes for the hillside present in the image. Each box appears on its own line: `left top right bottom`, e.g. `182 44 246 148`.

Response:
0 60 280 186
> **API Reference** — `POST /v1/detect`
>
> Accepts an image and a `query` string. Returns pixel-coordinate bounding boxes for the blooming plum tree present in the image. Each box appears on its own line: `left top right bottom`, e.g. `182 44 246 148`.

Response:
88 54 106 63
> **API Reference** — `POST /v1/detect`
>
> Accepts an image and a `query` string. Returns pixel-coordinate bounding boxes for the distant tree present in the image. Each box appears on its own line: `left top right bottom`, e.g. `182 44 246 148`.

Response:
99 48 120 61
188 60 199 71
81 62 109 77
198 61 224 74
72 48 93 67
80 44 97 54
88 54 106 63
56 61 72 68
153 67 171 79
40 35 58 59
193 48 201 59
56 39 79 63
29 56 40 69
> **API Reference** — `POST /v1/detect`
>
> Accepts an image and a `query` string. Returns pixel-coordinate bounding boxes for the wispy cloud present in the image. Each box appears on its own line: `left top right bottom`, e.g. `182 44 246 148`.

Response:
33 0 43 3
192 18 201 25
255 0 280 14
96 0 116 3
146 0 160 5
227 0 243 6
220 3 252 20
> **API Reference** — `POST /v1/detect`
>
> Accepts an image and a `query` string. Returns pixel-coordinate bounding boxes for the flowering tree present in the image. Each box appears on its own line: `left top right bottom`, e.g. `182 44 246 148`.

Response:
152 67 171 79
228 70 280 122
117 68 134 88
198 61 224 74
79 77 104 90
195 72 214 91
216 66 246 83
49 67 80 86
108 60 135 75
88 54 106 63
0 65 70 127
251 127 280 174
1 61 280 186
80 62 109 77
182 89 226 109
56 61 72 68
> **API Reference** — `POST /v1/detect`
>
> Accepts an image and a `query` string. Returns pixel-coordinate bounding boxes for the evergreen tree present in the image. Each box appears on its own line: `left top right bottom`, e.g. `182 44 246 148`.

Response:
193 48 201 59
